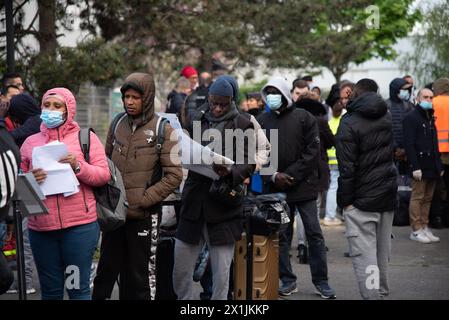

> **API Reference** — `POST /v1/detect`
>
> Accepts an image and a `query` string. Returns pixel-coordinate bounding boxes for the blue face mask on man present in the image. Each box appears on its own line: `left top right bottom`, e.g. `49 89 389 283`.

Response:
266 94 283 110
40 109 65 128
398 89 410 101
419 101 433 110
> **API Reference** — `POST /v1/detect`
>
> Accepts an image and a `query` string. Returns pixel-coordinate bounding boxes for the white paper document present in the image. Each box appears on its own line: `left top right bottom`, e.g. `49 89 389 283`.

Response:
179 132 234 180
32 141 80 196
156 113 234 180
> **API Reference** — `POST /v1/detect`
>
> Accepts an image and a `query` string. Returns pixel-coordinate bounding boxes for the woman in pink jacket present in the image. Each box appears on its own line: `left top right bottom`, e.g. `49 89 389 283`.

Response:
20 87 110 300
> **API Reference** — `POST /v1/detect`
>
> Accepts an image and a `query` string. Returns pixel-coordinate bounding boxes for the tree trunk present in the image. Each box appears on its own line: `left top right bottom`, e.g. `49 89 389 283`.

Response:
37 0 57 57
331 65 348 84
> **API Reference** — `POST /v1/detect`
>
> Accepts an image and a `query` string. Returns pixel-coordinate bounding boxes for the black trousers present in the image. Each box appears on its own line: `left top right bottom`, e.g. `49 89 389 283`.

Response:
92 218 154 300
279 200 329 286
0 251 13 295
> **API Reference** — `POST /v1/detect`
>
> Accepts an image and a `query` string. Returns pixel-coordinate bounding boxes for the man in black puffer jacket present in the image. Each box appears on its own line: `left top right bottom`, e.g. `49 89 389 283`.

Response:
336 79 397 300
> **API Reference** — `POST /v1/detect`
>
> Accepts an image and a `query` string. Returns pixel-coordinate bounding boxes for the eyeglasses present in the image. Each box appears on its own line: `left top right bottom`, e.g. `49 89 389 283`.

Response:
422 95 433 99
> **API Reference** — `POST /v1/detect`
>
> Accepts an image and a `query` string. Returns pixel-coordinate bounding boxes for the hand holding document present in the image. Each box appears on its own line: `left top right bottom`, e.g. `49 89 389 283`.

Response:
32 141 80 196
157 112 234 180
179 132 234 180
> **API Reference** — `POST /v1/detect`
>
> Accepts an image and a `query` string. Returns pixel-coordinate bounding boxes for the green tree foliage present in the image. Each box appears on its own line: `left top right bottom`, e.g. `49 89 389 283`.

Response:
29 39 136 97
1 0 132 97
403 0 449 85
262 0 421 82
1 0 421 97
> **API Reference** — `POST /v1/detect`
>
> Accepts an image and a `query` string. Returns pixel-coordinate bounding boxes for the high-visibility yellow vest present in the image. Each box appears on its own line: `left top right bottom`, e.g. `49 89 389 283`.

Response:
3 249 16 257
433 95 449 153
327 115 342 165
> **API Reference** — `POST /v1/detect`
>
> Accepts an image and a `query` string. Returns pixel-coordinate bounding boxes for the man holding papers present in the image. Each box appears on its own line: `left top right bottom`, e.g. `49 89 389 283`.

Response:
173 76 256 300
19 87 110 300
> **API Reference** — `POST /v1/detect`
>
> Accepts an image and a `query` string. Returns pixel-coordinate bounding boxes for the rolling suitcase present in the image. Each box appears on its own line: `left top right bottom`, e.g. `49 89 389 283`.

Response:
234 232 279 300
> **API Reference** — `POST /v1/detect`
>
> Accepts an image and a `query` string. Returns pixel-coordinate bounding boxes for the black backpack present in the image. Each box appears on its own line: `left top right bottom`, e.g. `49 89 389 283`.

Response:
78 122 128 232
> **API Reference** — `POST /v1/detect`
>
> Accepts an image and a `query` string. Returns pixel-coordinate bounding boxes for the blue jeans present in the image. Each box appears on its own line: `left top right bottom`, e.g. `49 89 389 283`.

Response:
325 167 340 219
29 222 99 300
280 200 329 286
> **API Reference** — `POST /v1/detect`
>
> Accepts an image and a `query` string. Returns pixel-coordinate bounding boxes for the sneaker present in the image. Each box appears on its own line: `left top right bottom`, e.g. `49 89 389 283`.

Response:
278 282 298 296
26 288 36 294
6 288 36 294
89 262 97 289
423 227 440 243
314 282 336 299
410 229 431 244
323 217 342 226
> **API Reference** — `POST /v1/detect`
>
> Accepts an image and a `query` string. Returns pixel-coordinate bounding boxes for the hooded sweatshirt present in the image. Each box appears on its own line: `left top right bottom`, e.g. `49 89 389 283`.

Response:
9 93 41 147
20 87 111 231
106 72 183 220
260 77 293 109
387 78 413 149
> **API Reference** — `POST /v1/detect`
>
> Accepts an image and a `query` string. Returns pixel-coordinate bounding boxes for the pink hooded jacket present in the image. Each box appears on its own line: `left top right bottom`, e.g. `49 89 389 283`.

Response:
20 88 110 232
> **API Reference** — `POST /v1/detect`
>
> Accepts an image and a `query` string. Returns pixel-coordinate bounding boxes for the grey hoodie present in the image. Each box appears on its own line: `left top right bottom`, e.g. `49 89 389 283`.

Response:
260 77 293 108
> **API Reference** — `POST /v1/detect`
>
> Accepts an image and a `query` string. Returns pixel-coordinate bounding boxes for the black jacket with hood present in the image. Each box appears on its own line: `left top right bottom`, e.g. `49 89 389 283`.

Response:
336 92 397 212
8 93 41 147
257 78 320 203
387 78 414 149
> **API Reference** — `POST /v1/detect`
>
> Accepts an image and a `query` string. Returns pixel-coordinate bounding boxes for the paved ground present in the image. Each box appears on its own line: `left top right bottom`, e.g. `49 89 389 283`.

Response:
1 224 448 300
283 224 449 300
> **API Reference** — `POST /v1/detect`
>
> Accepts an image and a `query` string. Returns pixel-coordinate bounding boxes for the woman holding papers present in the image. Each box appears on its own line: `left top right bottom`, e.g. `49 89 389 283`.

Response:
19 87 110 300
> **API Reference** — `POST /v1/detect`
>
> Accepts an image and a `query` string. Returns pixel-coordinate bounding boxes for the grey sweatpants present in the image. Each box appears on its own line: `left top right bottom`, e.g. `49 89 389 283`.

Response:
173 225 234 300
343 207 394 300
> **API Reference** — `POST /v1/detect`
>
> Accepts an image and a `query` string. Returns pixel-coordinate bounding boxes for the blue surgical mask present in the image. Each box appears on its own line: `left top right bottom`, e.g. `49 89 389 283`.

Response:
420 101 433 110
398 89 410 101
266 94 283 110
40 110 65 128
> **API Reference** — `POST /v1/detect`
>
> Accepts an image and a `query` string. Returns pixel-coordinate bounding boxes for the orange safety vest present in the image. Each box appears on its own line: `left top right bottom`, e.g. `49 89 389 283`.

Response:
433 95 449 153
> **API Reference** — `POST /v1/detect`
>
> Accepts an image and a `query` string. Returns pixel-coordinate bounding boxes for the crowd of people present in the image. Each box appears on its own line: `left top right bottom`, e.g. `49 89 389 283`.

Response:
0 64 448 301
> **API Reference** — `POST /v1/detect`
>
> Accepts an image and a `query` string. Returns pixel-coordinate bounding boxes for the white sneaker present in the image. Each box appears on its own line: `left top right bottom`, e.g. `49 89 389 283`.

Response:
323 217 342 226
6 288 36 294
423 227 440 243
26 288 36 294
410 229 431 244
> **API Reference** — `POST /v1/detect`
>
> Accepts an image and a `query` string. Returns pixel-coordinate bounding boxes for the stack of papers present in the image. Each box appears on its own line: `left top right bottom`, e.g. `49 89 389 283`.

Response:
32 141 80 197
157 112 234 180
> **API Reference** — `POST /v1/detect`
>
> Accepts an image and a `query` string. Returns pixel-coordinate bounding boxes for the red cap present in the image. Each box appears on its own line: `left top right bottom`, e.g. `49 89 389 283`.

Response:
180 66 198 79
